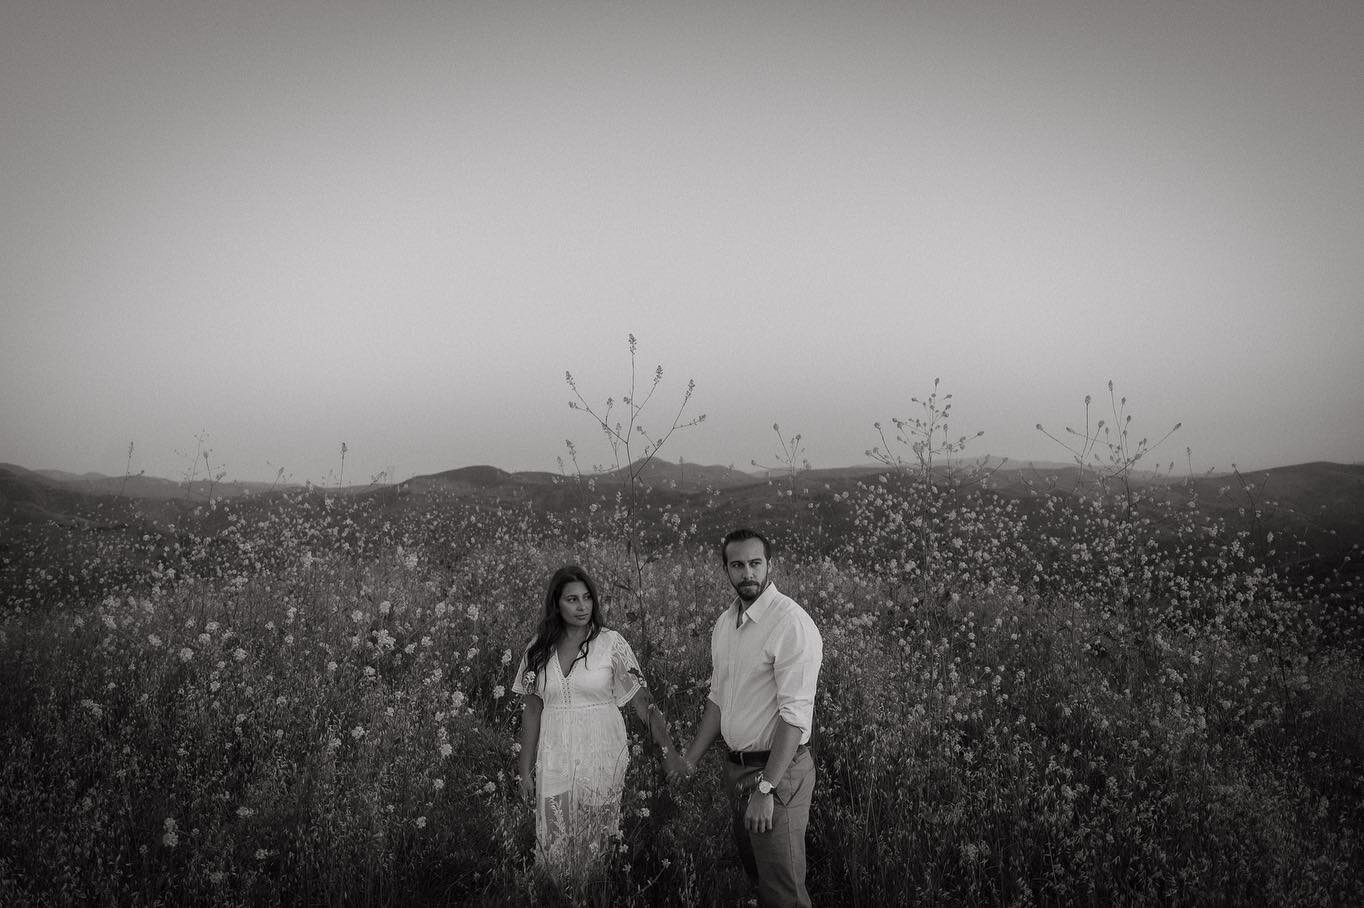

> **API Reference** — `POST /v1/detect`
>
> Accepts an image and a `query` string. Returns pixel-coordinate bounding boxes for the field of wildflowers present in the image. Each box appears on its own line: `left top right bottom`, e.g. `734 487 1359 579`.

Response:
2 386 1362 905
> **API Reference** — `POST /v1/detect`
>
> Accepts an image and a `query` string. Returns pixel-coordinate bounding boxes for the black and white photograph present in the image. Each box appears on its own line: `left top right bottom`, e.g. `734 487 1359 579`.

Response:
2 2 1361 905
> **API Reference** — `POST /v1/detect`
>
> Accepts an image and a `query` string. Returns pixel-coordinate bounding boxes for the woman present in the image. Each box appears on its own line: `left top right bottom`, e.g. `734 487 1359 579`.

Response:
512 565 688 878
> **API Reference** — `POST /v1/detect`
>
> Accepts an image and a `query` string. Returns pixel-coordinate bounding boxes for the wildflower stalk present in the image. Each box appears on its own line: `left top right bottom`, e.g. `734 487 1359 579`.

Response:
565 333 705 656
752 423 808 498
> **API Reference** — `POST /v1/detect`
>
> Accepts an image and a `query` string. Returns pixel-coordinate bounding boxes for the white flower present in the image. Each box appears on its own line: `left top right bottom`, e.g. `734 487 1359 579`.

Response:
351 609 365 624
326 661 338 673
283 635 294 646
205 621 220 633
197 633 211 645
414 816 427 829
147 634 163 647
237 806 255 818
79 699 103 718
466 604 480 621
351 726 366 740
638 807 650 818
178 647 194 662
433 778 445 791
500 649 512 665
379 600 392 616
439 742 453 758
492 684 506 700
232 648 248 662
481 781 495 795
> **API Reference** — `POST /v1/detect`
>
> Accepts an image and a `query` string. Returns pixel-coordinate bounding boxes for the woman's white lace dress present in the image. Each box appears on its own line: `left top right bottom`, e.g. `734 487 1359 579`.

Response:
512 628 643 878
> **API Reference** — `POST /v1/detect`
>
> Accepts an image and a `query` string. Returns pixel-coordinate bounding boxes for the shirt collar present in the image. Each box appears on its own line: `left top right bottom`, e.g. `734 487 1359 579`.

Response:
733 581 780 628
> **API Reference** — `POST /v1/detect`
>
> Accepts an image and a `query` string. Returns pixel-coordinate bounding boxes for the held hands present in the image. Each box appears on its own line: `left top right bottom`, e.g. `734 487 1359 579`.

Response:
662 749 694 784
517 773 535 806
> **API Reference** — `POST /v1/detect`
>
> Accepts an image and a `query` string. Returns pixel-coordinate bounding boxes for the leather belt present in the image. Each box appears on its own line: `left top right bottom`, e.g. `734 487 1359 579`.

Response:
727 743 807 767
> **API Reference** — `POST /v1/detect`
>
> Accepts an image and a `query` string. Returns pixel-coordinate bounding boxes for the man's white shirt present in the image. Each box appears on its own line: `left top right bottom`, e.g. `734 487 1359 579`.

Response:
707 582 823 752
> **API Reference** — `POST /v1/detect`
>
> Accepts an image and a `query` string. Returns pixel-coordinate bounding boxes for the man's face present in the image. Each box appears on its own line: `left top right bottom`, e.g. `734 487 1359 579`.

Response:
724 538 770 603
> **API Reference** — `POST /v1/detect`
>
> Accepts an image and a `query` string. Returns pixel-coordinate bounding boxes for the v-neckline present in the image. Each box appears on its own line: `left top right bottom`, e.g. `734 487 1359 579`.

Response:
556 636 586 678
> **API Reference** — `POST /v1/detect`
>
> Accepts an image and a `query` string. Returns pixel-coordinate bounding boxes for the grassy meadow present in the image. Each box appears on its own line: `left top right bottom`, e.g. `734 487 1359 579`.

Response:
2 408 1363 905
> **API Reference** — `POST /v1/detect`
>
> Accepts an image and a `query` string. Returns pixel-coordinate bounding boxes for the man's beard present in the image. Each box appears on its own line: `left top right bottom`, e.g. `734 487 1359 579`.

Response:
735 580 764 603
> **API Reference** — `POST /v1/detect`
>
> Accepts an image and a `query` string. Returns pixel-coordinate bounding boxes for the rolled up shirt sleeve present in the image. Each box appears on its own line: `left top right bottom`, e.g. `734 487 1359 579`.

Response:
770 613 822 737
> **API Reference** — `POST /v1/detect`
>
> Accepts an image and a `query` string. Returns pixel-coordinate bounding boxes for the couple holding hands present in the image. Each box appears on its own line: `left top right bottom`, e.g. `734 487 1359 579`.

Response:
513 529 823 907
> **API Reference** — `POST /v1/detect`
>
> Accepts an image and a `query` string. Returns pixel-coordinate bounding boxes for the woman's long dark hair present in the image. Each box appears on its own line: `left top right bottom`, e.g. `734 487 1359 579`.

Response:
524 565 606 681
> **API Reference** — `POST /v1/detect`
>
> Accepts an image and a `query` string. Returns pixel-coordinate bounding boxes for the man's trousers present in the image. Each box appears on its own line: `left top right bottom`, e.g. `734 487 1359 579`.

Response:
723 747 815 908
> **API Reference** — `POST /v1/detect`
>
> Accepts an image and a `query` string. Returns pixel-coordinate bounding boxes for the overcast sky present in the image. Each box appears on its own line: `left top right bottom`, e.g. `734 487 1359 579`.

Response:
3 1 1360 484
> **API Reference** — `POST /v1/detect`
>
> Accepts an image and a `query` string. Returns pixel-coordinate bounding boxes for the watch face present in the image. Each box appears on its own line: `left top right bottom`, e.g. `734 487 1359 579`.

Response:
758 780 773 794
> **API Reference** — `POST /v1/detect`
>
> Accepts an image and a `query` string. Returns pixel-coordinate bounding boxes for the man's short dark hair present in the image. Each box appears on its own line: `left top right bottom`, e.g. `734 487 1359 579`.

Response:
720 528 773 563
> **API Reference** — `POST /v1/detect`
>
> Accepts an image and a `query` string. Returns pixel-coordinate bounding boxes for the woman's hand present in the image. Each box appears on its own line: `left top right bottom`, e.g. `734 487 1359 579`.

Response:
662 750 694 783
518 773 535 806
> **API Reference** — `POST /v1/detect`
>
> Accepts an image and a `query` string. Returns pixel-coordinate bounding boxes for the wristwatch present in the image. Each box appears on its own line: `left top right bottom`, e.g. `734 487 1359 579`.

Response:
754 772 774 796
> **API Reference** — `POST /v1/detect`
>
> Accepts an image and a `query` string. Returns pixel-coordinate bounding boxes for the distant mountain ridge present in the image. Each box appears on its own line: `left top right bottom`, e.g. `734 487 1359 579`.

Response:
36 469 114 482
4 461 1361 570
400 459 758 495
6 456 1354 500
0 463 290 502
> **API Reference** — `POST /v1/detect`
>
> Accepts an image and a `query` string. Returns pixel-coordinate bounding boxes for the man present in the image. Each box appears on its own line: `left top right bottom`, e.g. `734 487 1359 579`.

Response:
678 528 823 907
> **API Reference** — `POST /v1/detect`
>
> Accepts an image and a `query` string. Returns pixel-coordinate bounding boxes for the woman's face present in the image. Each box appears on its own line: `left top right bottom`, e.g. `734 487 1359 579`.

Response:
557 580 594 628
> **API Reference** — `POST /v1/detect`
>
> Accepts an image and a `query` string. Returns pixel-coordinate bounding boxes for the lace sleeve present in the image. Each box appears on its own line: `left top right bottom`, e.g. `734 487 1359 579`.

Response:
610 632 646 707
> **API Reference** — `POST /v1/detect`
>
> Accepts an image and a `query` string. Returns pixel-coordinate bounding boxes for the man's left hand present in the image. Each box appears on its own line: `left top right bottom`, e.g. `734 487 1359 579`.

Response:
744 790 775 833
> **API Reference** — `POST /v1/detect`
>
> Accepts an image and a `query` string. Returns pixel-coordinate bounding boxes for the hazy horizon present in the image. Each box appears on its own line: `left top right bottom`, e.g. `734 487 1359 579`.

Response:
8 440 1358 489
4 2 1361 485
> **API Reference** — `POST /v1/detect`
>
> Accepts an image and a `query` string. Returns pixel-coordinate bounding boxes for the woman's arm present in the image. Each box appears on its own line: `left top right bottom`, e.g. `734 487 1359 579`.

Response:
516 693 543 802
627 687 681 758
